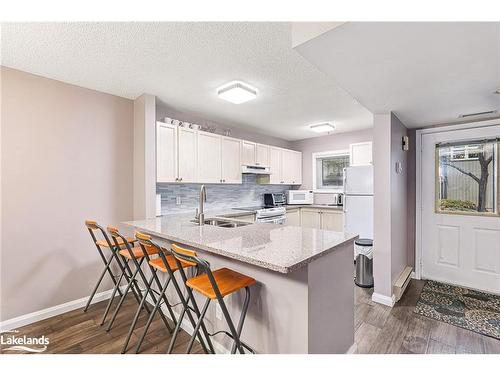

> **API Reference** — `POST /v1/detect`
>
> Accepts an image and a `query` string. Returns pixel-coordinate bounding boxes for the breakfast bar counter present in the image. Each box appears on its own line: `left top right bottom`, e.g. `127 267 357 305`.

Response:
124 211 357 354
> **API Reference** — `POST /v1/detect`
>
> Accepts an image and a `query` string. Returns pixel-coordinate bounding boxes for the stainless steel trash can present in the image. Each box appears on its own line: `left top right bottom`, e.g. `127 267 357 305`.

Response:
354 239 374 288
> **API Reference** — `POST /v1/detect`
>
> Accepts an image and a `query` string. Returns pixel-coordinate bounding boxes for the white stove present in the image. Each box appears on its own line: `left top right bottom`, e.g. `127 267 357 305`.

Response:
233 206 287 224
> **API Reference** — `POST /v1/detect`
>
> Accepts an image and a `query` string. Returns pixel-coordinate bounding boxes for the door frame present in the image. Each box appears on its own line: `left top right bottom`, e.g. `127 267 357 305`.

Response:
415 118 500 280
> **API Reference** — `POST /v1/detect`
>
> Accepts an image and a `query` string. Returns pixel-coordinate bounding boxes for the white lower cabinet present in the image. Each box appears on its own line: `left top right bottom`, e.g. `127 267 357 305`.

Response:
301 209 321 229
299 208 344 231
197 131 222 183
285 208 301 226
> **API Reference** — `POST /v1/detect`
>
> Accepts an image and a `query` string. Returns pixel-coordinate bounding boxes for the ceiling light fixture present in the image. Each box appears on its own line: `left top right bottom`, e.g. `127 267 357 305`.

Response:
309 122 335 133
217 81 258 104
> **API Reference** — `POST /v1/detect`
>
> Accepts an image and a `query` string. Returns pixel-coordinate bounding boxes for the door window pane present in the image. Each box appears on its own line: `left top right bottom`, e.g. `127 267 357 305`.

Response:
436 138 498 215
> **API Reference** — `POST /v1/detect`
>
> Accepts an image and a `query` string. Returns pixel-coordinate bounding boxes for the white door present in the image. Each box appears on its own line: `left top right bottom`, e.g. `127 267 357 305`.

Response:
197 131 222 183
241 141 256 165
221 136 242 184
177 127 197 183
256 144 270 166
269 147 282 184
156 122 177 182
421 125 500 294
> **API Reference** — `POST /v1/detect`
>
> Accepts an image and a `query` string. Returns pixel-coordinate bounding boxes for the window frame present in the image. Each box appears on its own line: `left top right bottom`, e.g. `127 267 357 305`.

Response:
312 149 350 194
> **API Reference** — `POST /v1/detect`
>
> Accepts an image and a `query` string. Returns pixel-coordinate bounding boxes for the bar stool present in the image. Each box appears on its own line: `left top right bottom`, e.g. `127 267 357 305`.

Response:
170 243 256 354
103 226 177 338
124 232 215 354
83 220 139 312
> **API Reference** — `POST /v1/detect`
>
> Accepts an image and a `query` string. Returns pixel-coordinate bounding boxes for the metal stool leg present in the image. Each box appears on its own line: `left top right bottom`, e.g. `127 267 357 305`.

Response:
134 275 172 353
186 298 211 354
103 260 141 327
121 273 155 354
231 287 251 354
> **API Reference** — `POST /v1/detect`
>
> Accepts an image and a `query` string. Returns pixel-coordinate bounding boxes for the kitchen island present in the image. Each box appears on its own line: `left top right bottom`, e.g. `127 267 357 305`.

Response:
124 210 357 354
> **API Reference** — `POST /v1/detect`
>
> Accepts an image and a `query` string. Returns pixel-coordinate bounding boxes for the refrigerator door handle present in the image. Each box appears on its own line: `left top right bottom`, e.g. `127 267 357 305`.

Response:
343 196 347 213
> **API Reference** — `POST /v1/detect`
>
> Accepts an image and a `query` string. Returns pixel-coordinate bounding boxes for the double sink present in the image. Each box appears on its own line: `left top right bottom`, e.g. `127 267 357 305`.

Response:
190 218 252 228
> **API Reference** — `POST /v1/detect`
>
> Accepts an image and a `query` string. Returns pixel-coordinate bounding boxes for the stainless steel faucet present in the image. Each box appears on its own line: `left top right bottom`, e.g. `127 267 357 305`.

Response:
195 184 207 225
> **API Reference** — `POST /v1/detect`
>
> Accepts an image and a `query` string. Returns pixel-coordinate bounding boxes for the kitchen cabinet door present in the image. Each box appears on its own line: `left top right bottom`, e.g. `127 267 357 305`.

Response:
269 147 282 184
321 210 344 232
156 122 177 182
241 141 256 165
301 209 321 229
197 131 222 183
177 127 197 183
221 136 242 184
291 151 302 185
286 209 301 226
256 144 270 166
350 142 372 166
281 149 295 184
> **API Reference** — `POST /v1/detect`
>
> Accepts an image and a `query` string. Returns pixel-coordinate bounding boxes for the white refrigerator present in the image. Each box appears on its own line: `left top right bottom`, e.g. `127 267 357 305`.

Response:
343 165 373 239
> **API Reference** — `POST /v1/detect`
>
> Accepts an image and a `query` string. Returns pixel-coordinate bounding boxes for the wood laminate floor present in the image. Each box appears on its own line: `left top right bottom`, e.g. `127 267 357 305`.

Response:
1 279 499 354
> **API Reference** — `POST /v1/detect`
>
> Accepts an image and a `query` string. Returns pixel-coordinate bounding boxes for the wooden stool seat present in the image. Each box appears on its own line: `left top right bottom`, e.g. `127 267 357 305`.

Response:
186 267 256 299
96 237 137 248
118 245 158 260
148 256 191 273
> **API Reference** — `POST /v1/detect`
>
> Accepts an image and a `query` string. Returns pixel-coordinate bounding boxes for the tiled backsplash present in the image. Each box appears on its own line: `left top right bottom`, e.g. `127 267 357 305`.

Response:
157 175 292 214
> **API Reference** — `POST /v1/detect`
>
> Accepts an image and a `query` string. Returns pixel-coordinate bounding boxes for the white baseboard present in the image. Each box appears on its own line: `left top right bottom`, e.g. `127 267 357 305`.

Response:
371 292 396 307
0 289 115 332
346 342 357 354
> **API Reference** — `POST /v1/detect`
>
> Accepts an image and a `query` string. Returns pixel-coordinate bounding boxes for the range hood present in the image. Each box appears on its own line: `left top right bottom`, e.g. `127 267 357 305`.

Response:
241 165 271 175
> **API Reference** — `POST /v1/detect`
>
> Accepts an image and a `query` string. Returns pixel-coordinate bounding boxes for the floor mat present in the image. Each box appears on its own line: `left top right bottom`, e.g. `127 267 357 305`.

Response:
414 280 500 340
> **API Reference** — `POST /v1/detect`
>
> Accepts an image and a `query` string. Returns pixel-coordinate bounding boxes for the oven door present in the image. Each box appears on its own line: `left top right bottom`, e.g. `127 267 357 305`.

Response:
257 215 286 224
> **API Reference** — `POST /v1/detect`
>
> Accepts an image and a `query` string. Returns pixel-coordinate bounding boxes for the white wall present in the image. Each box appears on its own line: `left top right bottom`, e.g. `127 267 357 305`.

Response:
0 67 134 321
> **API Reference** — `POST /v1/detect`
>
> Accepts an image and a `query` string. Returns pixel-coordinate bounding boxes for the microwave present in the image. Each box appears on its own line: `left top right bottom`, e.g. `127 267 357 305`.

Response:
287 190 314 205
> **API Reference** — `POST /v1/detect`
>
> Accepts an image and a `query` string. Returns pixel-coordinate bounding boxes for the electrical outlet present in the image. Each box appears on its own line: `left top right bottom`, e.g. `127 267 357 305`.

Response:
176 196 181 205
215 301 223 320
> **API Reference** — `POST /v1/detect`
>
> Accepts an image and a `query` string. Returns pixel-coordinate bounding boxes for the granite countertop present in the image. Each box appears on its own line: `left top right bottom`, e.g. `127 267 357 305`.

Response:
123 208 356 274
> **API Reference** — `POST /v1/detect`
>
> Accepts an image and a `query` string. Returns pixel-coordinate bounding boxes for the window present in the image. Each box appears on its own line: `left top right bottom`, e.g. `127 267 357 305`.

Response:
436 138 498 215
312 151 350 193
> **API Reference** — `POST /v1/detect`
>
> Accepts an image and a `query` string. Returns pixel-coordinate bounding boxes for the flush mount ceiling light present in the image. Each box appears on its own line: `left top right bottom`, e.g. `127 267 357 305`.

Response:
309 122 335 133
217 81 258 104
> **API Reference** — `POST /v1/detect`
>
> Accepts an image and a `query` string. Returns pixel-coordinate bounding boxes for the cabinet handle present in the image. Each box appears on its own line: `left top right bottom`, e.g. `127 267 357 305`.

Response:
175 177 178 181
179 177 182 181
223 179 226 182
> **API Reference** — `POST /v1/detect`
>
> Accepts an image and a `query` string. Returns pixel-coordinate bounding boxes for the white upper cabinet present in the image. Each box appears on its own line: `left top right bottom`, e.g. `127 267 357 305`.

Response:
156 122 302 185
350 141 372 166
256 144 270 166
281 149 302 185
197 131 222 183
241 141 257 165
156 122 177 183
177 127 197 183
269 147 282 184
221 136 242 183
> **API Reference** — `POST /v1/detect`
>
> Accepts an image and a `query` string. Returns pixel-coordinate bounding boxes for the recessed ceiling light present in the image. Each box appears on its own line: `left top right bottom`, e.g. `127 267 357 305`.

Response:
309 122 335 133
217 81 258 104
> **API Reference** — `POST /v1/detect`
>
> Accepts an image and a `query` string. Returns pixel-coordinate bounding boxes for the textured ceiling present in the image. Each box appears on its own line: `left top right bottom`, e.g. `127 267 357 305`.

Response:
0 22 373 140
295 22 500 128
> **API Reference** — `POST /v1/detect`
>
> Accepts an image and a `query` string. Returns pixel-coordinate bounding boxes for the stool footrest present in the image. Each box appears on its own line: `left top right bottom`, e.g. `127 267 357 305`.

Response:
207 330 256 354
